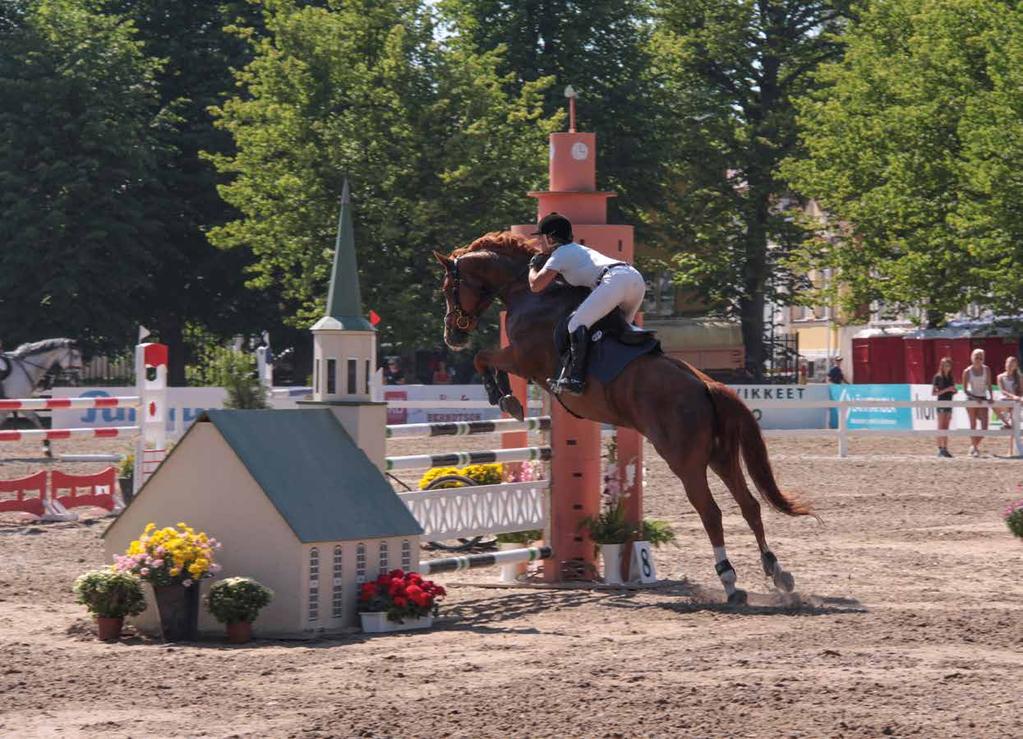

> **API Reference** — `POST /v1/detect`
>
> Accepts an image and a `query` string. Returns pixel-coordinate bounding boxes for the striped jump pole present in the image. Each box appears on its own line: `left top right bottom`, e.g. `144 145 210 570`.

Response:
0 426 140 442
385 416 550 440
385 445 551 472
420 546 552 575
0 396 141 411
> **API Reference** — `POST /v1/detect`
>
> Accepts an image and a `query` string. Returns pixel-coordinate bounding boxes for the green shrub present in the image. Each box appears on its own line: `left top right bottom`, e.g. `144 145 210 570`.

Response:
206 577 274 624
210 351 269 409
73 570 147 619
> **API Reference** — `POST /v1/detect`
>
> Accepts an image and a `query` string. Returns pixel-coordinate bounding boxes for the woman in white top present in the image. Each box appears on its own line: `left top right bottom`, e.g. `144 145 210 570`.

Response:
995 355 1021 455
528 213 646 396
961 348 993 457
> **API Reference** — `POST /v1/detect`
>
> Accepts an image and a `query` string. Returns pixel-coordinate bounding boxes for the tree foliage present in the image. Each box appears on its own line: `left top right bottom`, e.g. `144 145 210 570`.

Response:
0 0 162 350
439 0 670 228
208 0 560 352
650 0 851 373
786 0 1023 324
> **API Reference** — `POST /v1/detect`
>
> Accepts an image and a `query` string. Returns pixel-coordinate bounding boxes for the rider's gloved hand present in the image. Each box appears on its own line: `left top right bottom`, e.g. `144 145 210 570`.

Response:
529 253 548 271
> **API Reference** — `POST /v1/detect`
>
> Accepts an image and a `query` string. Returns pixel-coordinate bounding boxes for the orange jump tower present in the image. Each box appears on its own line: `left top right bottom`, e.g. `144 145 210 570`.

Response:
509 88 644 581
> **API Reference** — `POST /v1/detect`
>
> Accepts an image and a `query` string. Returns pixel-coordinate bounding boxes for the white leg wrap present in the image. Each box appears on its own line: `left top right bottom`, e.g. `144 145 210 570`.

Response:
713 546 737 595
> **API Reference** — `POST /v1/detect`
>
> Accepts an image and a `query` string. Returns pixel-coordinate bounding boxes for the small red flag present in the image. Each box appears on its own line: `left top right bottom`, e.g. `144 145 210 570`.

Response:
369 309 381 326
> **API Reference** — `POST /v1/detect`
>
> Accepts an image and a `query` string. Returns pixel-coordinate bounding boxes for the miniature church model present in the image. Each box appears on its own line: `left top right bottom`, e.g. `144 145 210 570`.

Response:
103 182 423 636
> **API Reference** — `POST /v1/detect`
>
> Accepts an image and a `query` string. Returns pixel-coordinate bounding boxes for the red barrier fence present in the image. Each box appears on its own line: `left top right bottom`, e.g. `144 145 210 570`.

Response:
0 467 120 518
0 471 48 517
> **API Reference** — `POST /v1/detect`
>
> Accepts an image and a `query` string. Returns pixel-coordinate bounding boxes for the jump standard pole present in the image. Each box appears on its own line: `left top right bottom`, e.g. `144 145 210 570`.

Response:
507 86 645 582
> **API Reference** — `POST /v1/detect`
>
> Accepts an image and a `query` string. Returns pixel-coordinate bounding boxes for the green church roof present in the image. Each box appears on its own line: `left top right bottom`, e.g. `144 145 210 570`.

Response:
201 409 421 542
320 179 374 332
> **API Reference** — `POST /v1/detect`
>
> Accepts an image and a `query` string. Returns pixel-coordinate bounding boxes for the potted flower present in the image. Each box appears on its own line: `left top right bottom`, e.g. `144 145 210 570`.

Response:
118 454 135 504
358 569 446 633
113 522 221 641
579 494 637 585
1005 498 1023 541
73 569 147 641
206 577 273 644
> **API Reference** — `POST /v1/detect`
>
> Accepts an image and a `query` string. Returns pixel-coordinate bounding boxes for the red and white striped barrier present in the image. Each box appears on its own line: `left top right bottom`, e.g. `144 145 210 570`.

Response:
1 342 169 495
0 396 141 412
0 426 139 442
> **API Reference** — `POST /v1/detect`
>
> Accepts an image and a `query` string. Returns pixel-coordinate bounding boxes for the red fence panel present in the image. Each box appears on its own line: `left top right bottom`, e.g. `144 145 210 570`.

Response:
51 467 118 512
0 471 48 517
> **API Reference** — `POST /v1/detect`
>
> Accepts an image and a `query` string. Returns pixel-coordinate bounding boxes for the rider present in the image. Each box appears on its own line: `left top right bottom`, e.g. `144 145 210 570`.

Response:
528 213 646 396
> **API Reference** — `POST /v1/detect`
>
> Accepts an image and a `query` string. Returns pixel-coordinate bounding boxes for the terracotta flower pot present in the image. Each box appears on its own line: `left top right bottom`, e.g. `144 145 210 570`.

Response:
225 621 252 644
96 616 124 642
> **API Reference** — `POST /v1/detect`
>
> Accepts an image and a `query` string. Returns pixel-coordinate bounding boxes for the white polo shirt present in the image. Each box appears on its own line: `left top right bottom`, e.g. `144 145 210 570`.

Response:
543 242 622 288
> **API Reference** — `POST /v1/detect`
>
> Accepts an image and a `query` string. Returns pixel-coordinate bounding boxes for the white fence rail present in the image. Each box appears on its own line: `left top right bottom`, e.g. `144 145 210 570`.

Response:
753 399 1022 457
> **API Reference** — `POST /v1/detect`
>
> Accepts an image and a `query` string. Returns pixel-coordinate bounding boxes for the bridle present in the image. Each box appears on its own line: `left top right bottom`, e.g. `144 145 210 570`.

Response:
445 257 495 332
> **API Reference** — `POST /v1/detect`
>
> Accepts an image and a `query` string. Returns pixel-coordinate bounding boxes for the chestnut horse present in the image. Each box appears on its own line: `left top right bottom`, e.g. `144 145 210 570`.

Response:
434 232 812 604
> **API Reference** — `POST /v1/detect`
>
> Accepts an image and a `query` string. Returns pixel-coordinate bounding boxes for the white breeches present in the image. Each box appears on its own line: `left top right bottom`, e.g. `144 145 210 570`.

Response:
567 266 646 332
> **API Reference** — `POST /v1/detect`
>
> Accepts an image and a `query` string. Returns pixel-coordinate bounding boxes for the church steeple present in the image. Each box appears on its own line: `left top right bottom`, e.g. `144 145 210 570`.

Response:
304 178 386 469
318 179 374 331
309 179 377 404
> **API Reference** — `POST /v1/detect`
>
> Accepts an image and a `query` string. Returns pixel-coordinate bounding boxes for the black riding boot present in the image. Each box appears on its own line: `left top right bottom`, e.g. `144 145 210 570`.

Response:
550 326 590 396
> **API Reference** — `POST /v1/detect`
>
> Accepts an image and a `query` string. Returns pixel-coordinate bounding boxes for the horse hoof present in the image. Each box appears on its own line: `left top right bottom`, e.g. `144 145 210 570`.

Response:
727 589 748 606
773 569 795 593
498 395 525 421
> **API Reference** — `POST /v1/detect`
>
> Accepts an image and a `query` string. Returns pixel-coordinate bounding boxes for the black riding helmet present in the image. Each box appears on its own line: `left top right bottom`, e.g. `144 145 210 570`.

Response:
532 212 573 243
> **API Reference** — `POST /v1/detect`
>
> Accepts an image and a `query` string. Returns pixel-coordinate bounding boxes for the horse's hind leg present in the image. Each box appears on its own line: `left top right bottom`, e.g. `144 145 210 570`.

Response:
710 457 795 593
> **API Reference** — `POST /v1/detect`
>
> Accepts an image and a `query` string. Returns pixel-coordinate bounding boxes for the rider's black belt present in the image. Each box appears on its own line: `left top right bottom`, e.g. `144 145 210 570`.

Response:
596 263 629 285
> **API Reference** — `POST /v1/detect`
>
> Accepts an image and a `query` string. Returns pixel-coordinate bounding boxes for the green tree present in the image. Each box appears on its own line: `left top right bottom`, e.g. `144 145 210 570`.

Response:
784 0 1022 322
439 0 670 229
101 0 278 382
0 0 162 350
651 0 851 377
208 0 559 353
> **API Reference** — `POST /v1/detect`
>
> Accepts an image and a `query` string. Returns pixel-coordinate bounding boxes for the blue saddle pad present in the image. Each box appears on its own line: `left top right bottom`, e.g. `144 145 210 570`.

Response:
554 312 661 385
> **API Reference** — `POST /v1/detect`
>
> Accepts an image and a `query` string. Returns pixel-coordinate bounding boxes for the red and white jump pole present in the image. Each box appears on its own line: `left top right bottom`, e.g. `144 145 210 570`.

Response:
0 342 168 495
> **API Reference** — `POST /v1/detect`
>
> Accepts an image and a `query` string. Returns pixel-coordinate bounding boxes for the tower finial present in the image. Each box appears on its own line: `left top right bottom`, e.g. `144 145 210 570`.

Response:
564 85 577 133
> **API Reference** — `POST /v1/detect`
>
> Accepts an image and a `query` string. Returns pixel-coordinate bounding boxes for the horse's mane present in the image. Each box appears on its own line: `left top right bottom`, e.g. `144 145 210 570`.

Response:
450 231 539 261
10 338 76 356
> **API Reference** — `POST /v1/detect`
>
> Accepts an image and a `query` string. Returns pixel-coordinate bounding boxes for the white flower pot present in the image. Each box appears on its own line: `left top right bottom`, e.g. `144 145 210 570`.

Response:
600 543 625 585
499 542 531 583
359 612 434 634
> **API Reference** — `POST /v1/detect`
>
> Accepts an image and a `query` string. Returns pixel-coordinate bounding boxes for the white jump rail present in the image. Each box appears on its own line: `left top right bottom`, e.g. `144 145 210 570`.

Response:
750 398 1023 458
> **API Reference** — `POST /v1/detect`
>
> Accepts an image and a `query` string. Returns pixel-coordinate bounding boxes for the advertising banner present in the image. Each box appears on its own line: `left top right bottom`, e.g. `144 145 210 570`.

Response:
50 386 228 439
828 384 913 430
728 385 829 429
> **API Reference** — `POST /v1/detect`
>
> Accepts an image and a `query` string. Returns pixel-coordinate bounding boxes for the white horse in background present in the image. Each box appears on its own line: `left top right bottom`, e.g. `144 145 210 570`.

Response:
1 339 83 452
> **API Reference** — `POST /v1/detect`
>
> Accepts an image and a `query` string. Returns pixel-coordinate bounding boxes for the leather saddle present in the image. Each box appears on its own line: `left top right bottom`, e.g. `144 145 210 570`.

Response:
590 310 656 346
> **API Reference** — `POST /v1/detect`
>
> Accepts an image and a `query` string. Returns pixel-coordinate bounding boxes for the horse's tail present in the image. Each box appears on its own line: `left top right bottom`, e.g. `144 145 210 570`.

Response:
705 381 814 517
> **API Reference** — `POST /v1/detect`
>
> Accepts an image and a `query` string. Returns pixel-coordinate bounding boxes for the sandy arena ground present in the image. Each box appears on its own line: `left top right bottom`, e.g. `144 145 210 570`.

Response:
1 432 1021 738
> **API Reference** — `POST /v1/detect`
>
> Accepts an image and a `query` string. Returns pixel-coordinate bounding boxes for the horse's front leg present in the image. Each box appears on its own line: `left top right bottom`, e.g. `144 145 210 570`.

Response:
474 346 525 421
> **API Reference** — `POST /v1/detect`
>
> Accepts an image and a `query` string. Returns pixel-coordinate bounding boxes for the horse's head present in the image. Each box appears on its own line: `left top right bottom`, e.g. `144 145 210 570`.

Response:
433 231 538 350
432 251 494 350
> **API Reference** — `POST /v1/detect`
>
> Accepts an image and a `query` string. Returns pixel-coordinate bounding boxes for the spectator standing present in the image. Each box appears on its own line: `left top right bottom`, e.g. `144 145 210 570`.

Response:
996 356 1022 455
432 360 451 385
931 357 956 458
382 358 406 385
961 348 992 457
827 356 848 384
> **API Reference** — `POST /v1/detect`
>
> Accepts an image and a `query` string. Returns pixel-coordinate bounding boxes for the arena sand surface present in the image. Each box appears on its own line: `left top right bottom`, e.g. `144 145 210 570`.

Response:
1 433 1021 738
